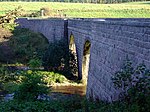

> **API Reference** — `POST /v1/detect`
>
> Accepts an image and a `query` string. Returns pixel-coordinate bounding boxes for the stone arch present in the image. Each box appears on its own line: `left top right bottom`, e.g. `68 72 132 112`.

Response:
69 33 78 78
82 40 91 84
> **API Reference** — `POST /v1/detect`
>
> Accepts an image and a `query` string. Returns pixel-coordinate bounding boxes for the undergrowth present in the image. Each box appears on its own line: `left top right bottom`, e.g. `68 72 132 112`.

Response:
112 59 150 112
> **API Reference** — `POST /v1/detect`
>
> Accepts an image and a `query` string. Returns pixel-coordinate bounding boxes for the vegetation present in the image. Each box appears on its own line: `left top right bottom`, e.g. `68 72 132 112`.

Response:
0 67 70 92
112 59 150 112
43 40 78 79
40 71 68 84
0 28 49 64
0 6 23 31
1 58 149 111
14 70 49 101
0 7 49 64
0 5 149 112
10 28 49 64
0 65 73 101
0 93 150 112
0 6 23 43
0 96 85 112
0 2 150 18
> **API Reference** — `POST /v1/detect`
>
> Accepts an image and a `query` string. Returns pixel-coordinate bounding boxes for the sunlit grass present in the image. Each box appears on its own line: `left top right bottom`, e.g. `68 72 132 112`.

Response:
0 2 150 17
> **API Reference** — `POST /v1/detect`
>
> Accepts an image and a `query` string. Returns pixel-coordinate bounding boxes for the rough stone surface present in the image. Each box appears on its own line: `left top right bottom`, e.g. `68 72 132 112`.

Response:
17 18 150 102
16 18 66 42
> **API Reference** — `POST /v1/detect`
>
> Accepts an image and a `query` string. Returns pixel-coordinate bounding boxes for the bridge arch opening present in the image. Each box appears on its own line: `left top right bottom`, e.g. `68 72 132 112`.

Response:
82 40 91 85
69 33 76 54
69 33 78 78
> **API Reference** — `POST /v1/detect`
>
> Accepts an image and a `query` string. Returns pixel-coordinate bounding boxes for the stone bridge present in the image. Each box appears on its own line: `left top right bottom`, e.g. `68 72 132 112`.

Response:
17 18 150 102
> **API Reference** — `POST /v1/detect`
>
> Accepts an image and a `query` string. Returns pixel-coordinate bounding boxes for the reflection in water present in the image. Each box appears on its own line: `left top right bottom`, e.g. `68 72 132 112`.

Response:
51 85 86 96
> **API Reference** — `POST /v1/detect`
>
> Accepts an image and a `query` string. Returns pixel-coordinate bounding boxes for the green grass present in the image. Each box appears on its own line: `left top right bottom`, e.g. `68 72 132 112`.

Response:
0 2 150 17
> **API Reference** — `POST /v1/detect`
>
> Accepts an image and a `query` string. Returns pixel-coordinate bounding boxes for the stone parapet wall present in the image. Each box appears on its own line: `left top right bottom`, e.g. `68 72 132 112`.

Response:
17 18 66 42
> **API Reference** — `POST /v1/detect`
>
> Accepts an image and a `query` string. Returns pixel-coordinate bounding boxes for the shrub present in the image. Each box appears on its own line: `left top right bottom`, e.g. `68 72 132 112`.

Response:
9 28 49 64
0 28 49 64
0 6 23 31
112 59 150 112
14 70 49 101
0 65 21 95
3 82 19 94
0 92 146 112
0 66 18 84
28 58 42 69
42 40 77 79
0 100 61 112
40 71 67 85
62 95 84 111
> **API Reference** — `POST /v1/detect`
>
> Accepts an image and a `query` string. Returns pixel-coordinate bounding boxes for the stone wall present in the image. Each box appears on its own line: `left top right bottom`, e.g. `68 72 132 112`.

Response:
68 18 150 102
17 18 67 42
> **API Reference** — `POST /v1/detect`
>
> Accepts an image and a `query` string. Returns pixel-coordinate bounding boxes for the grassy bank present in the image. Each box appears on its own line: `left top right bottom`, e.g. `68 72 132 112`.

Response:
0 2 150 17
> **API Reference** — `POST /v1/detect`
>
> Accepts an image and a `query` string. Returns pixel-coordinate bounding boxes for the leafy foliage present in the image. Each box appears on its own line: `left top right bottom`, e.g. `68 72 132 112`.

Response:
0 6 24 43
14 70 49 101
112 59 150 112
0 65 20 94
0 6 23 31
41 71 67 85
0 63 72 90
0 65 18 84
0 28 49 64
8 28 49 64
28 58 42 69
0 100 61 112
1 64 149 111
0 95 148 112
42 40 77 79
